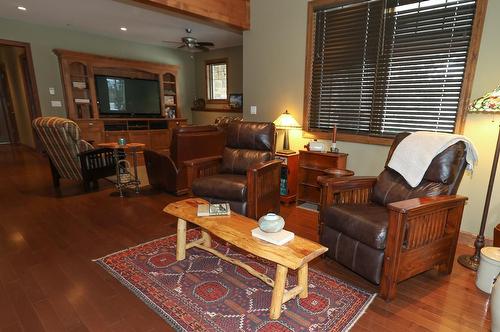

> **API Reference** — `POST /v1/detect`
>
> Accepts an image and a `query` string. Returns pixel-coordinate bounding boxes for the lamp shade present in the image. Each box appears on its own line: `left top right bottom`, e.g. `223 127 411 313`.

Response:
469 86 500 113
273 110 301 129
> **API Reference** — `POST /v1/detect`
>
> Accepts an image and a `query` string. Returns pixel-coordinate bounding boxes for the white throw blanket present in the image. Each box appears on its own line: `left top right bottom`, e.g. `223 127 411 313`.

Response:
387 131 478 188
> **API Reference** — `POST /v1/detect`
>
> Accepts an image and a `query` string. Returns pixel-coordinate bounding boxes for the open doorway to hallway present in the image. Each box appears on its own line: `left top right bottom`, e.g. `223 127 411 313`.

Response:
0 39 41 148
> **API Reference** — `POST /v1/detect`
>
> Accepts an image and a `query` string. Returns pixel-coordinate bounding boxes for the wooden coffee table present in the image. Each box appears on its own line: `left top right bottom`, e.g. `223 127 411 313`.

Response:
163 198 328 320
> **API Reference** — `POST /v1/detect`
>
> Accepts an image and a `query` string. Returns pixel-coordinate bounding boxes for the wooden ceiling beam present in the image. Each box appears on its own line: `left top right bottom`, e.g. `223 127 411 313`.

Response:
130 0 250 31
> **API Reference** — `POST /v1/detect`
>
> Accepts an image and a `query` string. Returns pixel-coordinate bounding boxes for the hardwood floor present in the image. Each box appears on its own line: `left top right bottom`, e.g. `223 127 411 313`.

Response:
0 145 490 331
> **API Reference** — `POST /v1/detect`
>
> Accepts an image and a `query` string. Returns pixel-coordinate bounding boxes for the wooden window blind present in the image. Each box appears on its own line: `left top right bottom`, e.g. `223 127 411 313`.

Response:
306 0 479 139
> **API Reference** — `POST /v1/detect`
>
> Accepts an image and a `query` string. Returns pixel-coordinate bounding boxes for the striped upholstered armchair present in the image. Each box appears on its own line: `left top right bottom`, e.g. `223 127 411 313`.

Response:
32 117 116 191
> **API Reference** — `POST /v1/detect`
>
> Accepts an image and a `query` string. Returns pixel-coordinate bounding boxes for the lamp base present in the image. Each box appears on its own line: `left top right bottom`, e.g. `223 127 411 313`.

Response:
277 149 296 155
457 254 480 271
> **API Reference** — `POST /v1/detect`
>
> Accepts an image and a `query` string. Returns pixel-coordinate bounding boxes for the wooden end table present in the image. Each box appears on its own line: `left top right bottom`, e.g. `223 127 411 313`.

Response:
164 198 328 320
97 142 145 197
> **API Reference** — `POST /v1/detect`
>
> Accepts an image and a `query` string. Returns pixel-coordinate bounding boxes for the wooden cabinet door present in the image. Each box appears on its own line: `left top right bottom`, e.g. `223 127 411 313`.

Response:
128 131 151 149
150 130 170 150
76 120 104 145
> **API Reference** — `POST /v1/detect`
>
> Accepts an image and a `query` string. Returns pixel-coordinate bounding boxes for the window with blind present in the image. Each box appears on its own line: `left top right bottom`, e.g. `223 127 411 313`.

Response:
305 0 482 140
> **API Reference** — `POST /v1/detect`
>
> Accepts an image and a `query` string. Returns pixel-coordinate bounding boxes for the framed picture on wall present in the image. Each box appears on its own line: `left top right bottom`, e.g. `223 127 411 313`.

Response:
229 94 243 110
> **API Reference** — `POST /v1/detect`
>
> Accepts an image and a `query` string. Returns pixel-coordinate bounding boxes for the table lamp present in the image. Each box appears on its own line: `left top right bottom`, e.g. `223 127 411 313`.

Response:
273 110 301 154
458 86 500 271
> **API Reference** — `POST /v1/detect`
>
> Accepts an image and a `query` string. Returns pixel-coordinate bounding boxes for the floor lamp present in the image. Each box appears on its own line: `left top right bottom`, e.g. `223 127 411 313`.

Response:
458 86 500 271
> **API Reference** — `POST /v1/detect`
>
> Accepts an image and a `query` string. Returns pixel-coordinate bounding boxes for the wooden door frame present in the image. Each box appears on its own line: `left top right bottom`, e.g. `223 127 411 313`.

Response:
0 39 42 149
0 64 19 143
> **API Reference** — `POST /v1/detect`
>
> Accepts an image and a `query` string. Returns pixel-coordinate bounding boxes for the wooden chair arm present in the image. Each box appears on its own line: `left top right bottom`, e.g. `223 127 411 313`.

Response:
246 159 282 219
78 147 116 171
387 195 468 215
184 155 223 187
319 176 377 207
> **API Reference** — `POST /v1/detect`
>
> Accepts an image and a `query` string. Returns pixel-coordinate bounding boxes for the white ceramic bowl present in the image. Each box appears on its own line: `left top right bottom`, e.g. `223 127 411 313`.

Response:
258 213 285 233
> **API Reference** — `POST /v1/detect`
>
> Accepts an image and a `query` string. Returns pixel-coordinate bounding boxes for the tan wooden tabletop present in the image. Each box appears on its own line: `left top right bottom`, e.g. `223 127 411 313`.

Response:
164 198 327 270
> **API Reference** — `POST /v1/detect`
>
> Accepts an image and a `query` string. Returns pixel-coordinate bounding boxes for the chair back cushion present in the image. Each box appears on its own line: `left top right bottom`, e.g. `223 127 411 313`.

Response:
170 125 225 166
372 132 467 205
221 122 276 174
32 117 87 181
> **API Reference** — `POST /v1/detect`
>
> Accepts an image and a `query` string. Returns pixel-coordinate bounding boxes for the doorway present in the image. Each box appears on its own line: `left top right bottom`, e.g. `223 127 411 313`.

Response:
0 39 41 149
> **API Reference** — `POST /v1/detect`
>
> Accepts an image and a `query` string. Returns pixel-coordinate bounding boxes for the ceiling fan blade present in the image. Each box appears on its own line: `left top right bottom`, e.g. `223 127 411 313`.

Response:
196 42 214 47
177 44 187 49
196 45 210 52
162 40 182 44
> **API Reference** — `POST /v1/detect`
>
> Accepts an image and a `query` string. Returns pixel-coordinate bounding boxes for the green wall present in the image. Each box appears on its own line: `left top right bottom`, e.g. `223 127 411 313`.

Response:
243 0 500 238
192 46 243 124
0 18 195 123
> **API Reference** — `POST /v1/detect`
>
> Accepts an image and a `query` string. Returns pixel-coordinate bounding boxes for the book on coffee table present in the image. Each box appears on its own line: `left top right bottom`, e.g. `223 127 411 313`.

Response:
251 228 295 245
197 203 231 217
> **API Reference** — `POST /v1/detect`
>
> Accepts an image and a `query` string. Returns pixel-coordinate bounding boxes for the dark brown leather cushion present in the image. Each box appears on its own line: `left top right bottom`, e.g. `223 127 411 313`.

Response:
221 147 273 175
226 121 275 151
372 168 450 205
323 203 389 250
191 174 247 202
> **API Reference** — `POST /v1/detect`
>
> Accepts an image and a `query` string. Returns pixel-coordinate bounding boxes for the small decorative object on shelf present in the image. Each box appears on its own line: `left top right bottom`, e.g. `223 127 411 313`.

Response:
197 203 231 217
258 213 285 233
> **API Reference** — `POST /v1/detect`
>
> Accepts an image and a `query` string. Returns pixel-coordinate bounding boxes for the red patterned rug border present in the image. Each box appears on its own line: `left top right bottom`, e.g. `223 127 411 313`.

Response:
94 231 377 332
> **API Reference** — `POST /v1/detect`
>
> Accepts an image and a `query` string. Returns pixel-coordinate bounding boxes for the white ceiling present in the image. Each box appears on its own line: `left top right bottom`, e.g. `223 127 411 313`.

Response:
0 0 243 50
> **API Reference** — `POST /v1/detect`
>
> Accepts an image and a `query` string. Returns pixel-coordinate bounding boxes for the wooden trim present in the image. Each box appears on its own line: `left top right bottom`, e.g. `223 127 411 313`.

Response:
455 0 489 133
0 64 19 143
191 107 242 113
302 0 488 144
303 130 394 146
129 0 250 31
205 58 229 103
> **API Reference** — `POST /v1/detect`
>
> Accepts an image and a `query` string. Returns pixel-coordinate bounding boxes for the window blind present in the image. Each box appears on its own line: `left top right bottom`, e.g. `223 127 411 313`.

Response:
307 0 477 137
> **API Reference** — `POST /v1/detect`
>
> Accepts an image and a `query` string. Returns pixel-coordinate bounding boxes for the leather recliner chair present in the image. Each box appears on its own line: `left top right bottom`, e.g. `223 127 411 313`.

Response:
144 125 225 195
318 132 468 300
188 121 282 219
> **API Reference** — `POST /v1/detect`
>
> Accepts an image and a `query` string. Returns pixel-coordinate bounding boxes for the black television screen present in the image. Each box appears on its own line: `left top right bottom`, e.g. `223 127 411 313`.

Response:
95 75 162 117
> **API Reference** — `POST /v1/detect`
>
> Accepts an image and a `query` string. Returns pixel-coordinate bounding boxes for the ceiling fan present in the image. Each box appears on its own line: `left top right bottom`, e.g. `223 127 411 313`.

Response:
163 28 215 52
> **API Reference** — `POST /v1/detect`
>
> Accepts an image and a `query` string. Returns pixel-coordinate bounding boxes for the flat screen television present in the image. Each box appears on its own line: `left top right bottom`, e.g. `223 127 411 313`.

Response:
95 75 162 117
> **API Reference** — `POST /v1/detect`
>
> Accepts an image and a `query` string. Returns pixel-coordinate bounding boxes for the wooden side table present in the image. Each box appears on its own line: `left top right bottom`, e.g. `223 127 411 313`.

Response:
275 152 299 204
297 150 348 205
97 142 145 197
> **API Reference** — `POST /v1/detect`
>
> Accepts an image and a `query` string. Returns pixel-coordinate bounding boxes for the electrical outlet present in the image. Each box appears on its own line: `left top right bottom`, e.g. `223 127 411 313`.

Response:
250 105 257 115
49 87 55 95
51 100 62 107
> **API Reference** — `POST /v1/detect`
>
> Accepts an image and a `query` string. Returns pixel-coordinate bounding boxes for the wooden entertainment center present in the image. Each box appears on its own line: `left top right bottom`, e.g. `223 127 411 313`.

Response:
55 49 187 151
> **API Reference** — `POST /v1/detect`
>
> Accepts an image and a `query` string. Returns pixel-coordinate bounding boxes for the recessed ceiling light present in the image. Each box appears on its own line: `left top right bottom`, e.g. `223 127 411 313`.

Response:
120 26 127 31
17 6 27 11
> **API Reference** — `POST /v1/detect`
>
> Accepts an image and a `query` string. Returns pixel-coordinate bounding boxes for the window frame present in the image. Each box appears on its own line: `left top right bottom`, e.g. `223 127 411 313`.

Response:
205 58 229 104
302 0 488 145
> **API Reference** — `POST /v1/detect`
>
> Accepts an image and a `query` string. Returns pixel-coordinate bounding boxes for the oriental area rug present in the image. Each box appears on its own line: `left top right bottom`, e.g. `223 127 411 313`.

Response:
95 229 375 331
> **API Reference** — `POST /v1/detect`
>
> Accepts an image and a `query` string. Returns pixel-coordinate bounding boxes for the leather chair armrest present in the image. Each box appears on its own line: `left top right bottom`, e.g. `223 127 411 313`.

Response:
184 155 223 187
246 159 282 219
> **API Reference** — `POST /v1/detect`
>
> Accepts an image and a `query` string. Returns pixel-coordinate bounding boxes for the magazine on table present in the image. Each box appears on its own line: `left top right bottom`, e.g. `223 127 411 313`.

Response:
197 203 231 217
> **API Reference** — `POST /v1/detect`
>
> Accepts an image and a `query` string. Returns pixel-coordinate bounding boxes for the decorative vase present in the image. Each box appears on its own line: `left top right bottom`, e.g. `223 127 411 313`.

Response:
258 213 285 233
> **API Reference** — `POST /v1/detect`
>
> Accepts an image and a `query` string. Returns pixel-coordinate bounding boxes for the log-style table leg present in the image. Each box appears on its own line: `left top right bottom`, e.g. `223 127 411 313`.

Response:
201 229 212 248
176 218 186 260
298 263 308 298
270 264 288 320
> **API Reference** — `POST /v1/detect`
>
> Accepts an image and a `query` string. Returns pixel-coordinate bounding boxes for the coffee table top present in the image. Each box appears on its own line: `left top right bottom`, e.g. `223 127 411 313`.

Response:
164 198 328 270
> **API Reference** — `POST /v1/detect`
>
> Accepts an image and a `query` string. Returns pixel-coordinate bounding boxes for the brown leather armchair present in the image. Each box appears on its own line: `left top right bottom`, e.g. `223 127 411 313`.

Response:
188 122 281 219
144 125 225 195
318 133 468 300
